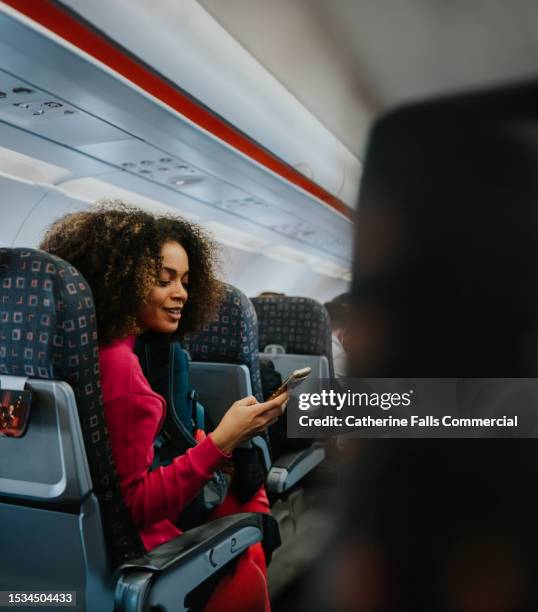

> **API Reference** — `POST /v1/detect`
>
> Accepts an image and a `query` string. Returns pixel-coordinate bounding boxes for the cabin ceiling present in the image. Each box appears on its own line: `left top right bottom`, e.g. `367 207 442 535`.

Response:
200 0 538 150
198 0 376 160
2 0 536 276
316 0 538 105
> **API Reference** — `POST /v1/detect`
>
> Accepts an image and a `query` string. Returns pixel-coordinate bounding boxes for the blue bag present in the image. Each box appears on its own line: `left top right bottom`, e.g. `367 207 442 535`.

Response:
135 334 228 529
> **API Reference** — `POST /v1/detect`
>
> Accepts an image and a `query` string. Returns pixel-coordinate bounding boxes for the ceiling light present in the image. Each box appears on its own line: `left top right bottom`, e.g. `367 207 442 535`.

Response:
169 176 203 187
206 221 268 253
309 258 349 279
0 145 71 184
263 245 311 265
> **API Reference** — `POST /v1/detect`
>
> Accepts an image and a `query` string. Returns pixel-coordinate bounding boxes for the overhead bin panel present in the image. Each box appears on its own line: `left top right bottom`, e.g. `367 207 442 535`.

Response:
60 0 362 208
82 169 350 263
0 70 131 146
0 2 353 267
0 121 116 180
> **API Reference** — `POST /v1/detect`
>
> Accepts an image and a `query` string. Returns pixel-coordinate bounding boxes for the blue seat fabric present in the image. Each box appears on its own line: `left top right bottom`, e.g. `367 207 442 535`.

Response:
250 295 335 378
0 248 145 566
183 283 264 402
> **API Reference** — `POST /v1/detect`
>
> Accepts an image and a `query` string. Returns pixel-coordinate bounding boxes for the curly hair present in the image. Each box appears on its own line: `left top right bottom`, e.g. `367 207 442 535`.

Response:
40 202 224 345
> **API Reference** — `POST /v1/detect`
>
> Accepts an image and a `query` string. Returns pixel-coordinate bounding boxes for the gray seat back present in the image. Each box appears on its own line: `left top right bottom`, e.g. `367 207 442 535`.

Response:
0 379 91 502
189 362 272 470
189 362 252 426
184 284 272 472
0 378 112 609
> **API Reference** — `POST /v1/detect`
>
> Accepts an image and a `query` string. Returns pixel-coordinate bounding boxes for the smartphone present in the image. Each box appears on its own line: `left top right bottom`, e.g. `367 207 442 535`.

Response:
268 366 312 400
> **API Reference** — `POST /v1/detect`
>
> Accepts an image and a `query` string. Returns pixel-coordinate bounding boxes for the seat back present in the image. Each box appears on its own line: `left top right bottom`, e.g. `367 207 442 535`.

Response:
250 296 331 494
183 284 273 483
250 295 335 378
0 249 145 600
0 379 112 607
189 362 252 426
183 283 264 402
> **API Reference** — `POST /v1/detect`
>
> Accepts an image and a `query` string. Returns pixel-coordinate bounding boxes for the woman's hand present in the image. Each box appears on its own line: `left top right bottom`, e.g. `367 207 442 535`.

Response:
210 392 288 455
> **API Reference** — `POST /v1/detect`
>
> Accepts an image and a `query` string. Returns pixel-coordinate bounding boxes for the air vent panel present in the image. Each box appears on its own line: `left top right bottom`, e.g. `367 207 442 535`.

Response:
0 71 130 146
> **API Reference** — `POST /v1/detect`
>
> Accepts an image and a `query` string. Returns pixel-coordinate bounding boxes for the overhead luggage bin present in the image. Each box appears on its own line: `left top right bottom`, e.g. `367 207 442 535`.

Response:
0 1 353 272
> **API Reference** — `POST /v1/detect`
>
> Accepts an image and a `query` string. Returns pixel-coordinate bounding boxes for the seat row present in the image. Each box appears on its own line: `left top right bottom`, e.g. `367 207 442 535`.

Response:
0 248 335 611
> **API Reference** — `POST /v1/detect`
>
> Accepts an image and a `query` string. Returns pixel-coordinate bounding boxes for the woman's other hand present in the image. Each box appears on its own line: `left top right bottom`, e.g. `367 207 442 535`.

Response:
210 392 288 455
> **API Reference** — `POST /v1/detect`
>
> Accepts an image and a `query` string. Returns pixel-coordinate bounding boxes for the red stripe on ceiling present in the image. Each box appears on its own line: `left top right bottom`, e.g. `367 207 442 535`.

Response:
1 0 354 220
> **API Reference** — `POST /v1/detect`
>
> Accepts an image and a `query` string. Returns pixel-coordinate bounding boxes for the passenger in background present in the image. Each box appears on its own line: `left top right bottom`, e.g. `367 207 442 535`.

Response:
40 204 287 612
324 297 351 378
331 292 353 308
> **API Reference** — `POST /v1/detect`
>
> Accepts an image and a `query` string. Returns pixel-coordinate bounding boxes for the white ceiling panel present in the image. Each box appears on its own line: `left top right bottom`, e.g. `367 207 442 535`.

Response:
0 174 48 247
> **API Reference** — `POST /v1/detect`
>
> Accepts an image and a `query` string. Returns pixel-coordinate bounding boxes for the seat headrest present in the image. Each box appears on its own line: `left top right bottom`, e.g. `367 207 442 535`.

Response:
250 295 334 376
183 283 263 401
0 248 96 380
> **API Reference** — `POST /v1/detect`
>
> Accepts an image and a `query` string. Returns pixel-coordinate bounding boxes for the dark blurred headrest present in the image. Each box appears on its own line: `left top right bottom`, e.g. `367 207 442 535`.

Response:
0 247 97 379
352 82 538 376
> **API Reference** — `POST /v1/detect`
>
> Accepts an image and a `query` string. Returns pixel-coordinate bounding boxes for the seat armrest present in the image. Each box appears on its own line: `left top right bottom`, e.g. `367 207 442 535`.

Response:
115 513 264 612
266 446 326 494
117 513 262 573
249 434 272 473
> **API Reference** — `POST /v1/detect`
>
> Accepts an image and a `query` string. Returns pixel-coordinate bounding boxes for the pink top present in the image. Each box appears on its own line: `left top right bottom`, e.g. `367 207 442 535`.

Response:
99 335 228 551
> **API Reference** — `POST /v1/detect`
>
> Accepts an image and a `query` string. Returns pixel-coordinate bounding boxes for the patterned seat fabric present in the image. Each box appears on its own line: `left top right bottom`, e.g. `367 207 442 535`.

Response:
250 295 335 377
183 283 263 402
0 248 145 567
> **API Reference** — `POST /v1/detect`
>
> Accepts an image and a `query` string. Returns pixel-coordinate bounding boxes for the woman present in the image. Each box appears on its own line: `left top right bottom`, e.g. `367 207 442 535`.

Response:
40 203 287 611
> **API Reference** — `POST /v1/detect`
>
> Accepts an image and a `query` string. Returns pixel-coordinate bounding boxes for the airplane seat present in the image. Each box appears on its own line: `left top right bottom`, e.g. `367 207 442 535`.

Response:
183 282 264 402
184 285 324 496
250 295 331 492
250 295 335 380
0 248 270 612
182 283 272 485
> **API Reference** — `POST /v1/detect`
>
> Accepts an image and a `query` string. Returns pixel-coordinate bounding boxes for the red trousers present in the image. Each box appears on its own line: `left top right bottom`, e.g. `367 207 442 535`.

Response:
202 487 271 612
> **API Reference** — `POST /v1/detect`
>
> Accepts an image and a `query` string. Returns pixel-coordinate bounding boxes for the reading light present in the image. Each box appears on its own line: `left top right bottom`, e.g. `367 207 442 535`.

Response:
205 221 269 253
309 258 349 279
0 145 71 183
263 245 311 265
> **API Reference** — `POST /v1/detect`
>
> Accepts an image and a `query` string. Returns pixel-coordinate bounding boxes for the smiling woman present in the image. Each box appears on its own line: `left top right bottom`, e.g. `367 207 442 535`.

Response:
39 202 288 611
39 201 223 344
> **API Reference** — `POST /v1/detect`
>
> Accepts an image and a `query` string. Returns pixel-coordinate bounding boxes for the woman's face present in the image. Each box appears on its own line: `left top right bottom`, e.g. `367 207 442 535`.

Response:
137 241 189 334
